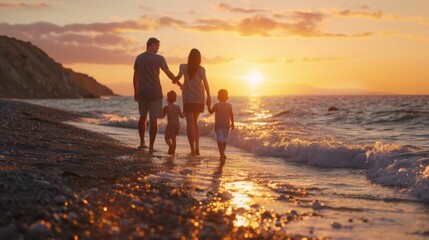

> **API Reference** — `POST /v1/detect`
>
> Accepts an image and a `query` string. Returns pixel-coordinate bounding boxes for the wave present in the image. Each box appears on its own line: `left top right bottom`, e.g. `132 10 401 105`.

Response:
80 113 139 129
367 110 429 124
272 110 291 118
221 124 429 201
79 110 429 201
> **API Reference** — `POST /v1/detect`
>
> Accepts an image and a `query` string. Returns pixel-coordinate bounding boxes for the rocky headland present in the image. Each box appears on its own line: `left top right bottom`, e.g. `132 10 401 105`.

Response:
0 35 114 99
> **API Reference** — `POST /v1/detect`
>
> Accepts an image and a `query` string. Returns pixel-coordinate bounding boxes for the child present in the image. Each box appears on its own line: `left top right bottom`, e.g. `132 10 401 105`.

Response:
207 89 234 163
162 91 185 155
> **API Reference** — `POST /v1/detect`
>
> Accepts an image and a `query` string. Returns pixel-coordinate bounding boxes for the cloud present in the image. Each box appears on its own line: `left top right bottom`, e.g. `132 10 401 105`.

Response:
333 9 384 19
167 56 234 65
188 13 372 37
0 10 378 66
302 57 345 62
28 38 134 65
216 2 268 14
330 8 429 24
0 20 147 65
203 56 234 64
0 1 50 9
159 17 186 27
249 58 278 64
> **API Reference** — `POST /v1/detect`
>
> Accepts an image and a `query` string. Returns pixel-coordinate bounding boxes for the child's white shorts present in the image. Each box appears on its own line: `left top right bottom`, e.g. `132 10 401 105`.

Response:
215 128 229 143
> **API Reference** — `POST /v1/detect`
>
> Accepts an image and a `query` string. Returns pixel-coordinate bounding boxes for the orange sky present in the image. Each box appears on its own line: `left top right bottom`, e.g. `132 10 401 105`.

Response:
1 0 429 96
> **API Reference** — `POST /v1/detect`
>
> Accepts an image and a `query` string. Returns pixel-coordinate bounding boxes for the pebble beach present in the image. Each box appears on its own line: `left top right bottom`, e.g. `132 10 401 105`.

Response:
0 100 325 240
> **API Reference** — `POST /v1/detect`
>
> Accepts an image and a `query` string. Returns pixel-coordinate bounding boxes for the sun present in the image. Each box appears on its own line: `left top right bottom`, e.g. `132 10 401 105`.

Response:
245 70 265 87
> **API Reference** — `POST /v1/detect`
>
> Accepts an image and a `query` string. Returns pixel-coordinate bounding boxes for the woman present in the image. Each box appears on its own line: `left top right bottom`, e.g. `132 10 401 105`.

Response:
174 49 211 155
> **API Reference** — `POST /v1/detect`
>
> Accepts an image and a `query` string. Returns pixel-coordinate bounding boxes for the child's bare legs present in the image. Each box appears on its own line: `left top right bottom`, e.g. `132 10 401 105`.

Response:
217 142 227 162
170 136 177 155
165 136 173 154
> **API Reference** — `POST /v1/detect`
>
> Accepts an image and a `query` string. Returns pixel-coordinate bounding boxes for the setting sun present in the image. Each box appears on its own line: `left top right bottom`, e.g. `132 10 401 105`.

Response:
245 71 265 87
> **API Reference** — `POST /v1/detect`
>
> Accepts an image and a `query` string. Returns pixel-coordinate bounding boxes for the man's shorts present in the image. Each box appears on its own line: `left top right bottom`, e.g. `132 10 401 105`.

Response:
138 98 162 118
215 128 229 143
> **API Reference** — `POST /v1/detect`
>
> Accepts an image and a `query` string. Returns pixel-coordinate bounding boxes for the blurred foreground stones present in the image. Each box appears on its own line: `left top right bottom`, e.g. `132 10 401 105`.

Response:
0 100 325 239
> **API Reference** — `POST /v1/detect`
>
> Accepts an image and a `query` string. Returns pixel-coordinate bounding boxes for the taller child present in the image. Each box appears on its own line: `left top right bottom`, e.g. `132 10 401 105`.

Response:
133 37 178 154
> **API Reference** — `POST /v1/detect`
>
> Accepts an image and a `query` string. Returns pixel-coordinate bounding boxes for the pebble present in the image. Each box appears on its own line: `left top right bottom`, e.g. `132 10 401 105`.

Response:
311 200 324 210
87 188 98 194
0 225 19 239
278 194 289 201
261 211 273 219
28 220 52 236
54 195 67 204
331 221 342 229
34 179 50 187
180 168 193 175
219 191 233 201
113 183 124 189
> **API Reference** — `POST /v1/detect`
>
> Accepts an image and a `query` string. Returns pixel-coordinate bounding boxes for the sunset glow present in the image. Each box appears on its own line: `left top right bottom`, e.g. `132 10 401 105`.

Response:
1 1 429 95
245 71 265 87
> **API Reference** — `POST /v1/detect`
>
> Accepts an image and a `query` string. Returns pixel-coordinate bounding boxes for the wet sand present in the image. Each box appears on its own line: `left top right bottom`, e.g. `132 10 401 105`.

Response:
0 100 324 239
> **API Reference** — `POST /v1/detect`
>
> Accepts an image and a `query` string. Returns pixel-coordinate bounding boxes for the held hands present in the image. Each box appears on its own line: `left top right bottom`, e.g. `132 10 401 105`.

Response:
206 97 211 106
172 80 183 89
230 123 235 131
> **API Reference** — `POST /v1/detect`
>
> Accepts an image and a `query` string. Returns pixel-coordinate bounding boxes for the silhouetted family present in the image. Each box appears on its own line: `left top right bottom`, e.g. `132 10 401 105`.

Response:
133 37 234 163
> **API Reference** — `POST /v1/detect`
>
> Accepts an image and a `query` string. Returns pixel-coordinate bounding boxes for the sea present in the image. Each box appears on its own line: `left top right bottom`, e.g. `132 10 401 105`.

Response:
22 95 429 239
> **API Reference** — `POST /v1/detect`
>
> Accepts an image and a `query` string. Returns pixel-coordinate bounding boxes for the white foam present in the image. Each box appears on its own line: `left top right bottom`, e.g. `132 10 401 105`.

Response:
222 126 429 200
80 112 429 201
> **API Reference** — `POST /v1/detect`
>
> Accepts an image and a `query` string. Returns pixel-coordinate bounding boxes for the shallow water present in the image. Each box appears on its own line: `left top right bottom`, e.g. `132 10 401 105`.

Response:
24 95 429 201
69 122 429 240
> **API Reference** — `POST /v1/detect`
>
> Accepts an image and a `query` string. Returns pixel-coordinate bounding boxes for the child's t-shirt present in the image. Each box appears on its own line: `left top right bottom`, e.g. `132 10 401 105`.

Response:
165 104 181 128
214 102 232 130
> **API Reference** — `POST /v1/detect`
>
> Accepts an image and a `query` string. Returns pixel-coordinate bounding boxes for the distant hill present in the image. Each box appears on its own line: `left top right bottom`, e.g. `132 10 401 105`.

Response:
0 35 115 99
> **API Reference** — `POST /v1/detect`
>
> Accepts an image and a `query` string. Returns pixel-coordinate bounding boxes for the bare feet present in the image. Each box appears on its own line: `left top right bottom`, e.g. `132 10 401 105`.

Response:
195 148 200 155
137 143 148 149
220 158 225 165
167 146 175 155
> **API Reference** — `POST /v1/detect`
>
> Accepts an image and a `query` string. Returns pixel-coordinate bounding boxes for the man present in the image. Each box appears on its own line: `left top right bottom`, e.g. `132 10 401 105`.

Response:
133 37 177 153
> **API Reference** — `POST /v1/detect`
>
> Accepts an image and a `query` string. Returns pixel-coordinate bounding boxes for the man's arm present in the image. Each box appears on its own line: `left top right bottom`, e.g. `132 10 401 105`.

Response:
162 61 183 87
164 69 176 82
133 68 139 101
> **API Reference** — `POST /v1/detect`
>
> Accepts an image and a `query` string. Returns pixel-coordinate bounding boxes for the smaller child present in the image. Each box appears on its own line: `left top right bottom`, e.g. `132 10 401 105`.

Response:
162 90 185 155
207 89 234 163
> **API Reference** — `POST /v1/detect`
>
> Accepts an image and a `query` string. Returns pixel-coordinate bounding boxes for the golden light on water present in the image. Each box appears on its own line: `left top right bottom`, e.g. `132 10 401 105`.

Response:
234 215 249 227
230 192 252 210
221 181 267 228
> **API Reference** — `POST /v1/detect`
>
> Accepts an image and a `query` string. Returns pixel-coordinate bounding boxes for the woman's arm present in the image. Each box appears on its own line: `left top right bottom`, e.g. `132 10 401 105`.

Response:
202 70 211 106
172 64 184 85
207 104 216 114
161 106 167 118
178 107 185 118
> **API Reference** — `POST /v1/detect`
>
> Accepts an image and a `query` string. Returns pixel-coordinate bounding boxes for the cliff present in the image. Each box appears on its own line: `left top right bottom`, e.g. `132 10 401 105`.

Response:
0 35 115 99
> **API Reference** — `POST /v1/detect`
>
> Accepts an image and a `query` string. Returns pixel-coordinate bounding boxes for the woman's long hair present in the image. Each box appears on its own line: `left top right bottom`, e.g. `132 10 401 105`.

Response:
187 48 201 79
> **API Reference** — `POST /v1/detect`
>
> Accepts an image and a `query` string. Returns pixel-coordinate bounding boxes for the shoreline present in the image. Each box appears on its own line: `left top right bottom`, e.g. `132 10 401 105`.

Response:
0 100 320 239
